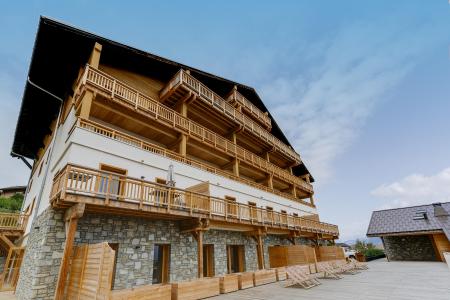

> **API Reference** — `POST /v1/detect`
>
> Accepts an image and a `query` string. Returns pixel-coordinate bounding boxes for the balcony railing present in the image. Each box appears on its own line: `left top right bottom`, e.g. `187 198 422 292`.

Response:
74 66 313 195
160 69 299 162
227 88 271 129
72 118 313 205
51 164 339 237
0 212 28 231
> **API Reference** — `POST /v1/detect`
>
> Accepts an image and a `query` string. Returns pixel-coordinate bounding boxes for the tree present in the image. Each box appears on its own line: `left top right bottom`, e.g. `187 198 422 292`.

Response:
0 193 24 212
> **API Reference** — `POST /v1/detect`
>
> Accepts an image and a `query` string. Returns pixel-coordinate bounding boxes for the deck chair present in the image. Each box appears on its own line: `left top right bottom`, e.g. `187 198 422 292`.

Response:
330 260 360 275
349 258 369 270
316 262 342 279
295 265 322 285
285 266 320 289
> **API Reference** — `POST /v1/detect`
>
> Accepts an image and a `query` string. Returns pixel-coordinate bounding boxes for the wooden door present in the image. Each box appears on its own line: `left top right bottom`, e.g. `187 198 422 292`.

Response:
152 244 170 283
203 244 215 277
0 247 25 291
227 245 245 273
66 242 116 299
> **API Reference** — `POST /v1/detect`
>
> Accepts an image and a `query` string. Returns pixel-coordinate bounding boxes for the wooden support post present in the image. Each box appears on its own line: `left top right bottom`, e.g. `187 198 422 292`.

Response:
232 159 239 177
267 174 273 189
291 184 297 198
256 234 265 270
197 230 204 278
54 203 85 300
88 42 102 68
77 90 94 119
310 194 315 206
179 134 187 157
265 152 270 162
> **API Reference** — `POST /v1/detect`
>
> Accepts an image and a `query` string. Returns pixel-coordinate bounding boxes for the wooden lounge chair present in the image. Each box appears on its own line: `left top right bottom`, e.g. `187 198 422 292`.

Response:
316 262 342 279
349 258 369 270
330 260 360 275
285 266 320 289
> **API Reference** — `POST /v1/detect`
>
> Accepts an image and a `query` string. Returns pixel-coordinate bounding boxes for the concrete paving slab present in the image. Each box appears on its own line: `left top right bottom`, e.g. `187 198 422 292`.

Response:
212 259 450 300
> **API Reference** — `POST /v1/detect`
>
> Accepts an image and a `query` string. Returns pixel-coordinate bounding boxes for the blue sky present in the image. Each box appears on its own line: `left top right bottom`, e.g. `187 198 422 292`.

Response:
0 1 449 241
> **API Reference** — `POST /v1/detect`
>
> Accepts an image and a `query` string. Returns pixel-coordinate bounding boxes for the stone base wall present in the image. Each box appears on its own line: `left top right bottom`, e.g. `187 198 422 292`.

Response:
16 208 66 300
15 207 315 299
383 235 438 261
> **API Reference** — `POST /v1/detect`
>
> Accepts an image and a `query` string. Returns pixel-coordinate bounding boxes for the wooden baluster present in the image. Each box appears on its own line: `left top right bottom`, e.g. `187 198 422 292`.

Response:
139 181 144 210
105 174 111 205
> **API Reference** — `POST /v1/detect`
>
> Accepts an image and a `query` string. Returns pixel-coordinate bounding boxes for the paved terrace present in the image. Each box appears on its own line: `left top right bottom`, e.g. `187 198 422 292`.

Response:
213 259 450 300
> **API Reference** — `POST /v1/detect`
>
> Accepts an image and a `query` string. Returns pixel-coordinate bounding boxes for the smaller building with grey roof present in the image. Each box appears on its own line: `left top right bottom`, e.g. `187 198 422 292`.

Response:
367 202 450 262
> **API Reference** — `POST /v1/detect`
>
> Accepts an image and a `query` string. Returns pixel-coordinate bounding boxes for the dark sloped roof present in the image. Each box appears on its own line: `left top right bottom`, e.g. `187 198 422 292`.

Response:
11 16 314 181
367 202 450 240
0 186 27 192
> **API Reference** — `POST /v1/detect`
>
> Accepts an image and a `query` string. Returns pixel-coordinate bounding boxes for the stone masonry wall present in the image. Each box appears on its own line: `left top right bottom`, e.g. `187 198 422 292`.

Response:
17 207 310 299
383 235 437 261
16 208 66 300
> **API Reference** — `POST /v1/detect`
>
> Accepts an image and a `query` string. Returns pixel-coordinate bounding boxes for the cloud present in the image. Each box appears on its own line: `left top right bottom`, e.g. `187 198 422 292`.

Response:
371 167 450 209
259 21 443 182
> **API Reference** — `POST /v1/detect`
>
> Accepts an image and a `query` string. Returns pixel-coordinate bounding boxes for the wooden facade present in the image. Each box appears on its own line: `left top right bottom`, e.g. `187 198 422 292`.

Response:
74 65 315 202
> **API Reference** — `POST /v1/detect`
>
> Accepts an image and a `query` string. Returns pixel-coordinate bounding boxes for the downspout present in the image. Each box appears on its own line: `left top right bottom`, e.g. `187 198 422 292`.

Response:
26 78 64 225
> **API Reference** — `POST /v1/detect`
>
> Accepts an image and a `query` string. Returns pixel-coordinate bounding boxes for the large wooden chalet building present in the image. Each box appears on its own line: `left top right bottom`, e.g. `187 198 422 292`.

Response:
5 17 339 299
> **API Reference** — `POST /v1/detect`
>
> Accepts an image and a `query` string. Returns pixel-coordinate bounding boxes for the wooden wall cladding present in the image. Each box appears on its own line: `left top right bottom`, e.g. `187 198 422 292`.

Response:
317 246 345 261
268 245 317 268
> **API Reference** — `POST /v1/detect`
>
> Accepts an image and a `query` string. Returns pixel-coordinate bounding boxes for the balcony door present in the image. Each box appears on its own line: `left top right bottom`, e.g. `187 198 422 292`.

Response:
98 164 127 199
227 245 245 273
152 244 170 284
203 244 215 277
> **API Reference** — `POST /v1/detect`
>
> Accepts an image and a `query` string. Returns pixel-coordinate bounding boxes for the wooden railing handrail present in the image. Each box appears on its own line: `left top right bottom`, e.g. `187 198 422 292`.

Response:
227 88 271 129
72 117 312 206
161 69 300 162
0 212 28 231
51 164 339 236
75 66 313 194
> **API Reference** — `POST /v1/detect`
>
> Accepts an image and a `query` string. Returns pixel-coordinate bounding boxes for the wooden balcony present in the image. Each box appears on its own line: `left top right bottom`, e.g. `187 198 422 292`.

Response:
72 118 312 205
74 66 313 196
50 164 339 238
0 212 28 233
159 69 299 162
226 88 271 130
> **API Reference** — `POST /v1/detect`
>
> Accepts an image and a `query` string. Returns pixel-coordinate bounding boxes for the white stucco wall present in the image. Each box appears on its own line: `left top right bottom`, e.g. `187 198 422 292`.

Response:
22 109 317 236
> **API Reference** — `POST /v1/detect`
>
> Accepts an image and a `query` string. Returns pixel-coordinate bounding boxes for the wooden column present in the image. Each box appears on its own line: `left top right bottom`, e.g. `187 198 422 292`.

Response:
266 174 273 189
310 194 315 206
232 159 239 177
198 231 204 278
78 90 94 119
179 134 187 157
54 203 85 300
88 42 102 68
290 184 297 198
179 102 188 157
256 234 265 269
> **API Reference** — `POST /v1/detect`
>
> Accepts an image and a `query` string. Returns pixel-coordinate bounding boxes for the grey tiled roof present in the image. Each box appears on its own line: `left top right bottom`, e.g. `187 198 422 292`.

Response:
367 202 450 240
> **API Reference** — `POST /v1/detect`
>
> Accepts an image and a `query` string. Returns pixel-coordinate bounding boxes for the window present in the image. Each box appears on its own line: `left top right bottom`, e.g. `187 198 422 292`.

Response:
280 210 288 224
227 245 245 273
225 196 237 216
98 164 127 199
152 244 170 283
203 244 215 277
156 178 167 185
